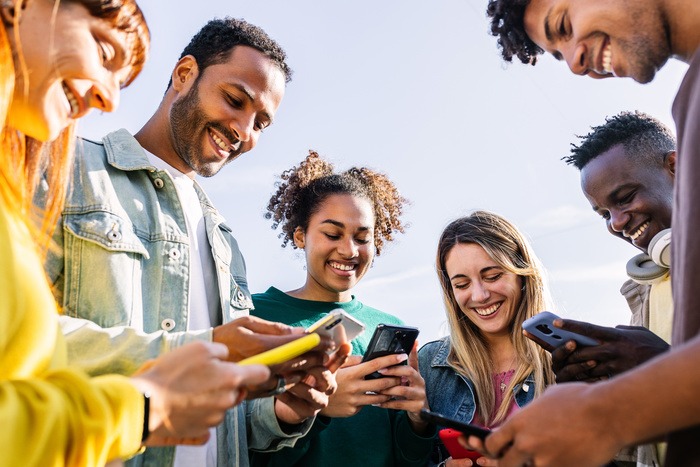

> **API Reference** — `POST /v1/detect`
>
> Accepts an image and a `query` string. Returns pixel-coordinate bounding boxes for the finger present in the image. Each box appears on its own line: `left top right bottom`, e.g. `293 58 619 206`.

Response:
361 353 409 375
554 360 597 383
326 342 352 372
341 355 364 368
203 340 231 361
235 315 295 336
555 319 608 343
225 363 270 388
408 340 420 371
523 329 554 352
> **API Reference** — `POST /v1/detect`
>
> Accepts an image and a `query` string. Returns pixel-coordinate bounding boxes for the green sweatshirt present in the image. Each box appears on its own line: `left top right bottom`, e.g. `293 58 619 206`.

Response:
249 286 435 467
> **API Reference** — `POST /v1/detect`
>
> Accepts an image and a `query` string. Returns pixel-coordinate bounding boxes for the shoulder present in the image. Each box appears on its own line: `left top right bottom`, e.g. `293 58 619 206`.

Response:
418 337 450 365
354 301 405 326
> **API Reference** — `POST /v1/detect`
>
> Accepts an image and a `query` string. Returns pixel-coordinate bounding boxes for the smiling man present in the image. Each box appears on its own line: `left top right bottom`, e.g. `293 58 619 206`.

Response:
480 1 700 466
42 17 344 467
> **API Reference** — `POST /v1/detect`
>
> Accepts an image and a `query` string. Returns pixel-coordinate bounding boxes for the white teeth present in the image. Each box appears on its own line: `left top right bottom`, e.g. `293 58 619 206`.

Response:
330 261 354 271
210 132 231 153
473 303 500 316
602 43 613 74
630 221 649 241
62 82 79 117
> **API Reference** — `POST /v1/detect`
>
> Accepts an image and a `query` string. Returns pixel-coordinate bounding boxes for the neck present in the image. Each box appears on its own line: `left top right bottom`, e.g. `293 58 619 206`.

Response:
134 100 196 179
487 336 518 373
286 282 352 303
665 0 700 62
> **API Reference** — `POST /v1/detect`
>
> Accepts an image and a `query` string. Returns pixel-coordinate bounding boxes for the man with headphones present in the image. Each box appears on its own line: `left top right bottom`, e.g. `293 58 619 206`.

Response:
550 111 675 466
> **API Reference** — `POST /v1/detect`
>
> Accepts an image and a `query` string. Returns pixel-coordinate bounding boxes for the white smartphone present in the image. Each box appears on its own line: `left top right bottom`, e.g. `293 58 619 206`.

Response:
305 309 365 346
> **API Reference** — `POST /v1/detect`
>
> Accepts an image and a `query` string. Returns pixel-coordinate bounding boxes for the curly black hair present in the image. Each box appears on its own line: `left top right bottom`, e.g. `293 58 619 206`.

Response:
168 17 292 89
564 111 676 170
486 0 543 64
265 151 408 256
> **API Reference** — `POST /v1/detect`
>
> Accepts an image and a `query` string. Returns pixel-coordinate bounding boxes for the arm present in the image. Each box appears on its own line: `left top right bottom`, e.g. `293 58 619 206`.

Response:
475 335 700 466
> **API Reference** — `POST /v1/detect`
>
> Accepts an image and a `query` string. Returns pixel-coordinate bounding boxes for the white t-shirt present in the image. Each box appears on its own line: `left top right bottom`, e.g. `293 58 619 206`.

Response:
146 151 219 467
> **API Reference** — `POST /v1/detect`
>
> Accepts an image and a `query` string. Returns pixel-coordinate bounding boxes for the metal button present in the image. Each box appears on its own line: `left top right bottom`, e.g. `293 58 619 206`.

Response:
168 248 180 260
153 178 164 189
107 227 121 242
161 318 175 331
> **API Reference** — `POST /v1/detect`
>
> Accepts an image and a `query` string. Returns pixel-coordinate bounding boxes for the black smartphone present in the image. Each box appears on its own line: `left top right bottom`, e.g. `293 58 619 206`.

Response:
420 409 491 441
361 324 419 380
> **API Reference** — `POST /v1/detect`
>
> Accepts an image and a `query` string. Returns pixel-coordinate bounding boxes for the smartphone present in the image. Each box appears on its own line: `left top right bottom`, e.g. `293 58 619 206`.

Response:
238 333 321 366
420 409 491 441
522 311 599 349
439 428 482 461
305 309 365 346
360 324 419 380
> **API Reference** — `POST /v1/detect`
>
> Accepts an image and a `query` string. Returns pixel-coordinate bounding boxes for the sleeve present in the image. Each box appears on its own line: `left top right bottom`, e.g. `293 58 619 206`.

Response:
0 369 144 466
246 396 316 452
248 413 332 466
391 410 437 466
59 315 212 376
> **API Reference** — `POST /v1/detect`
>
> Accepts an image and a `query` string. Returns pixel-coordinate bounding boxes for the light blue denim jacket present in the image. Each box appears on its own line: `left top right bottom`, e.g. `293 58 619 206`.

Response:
418 338 536 465
44 129 311 466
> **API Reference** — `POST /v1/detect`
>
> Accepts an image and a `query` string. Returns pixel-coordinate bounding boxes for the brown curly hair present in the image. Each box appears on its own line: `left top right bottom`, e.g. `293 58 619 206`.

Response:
265 150 408 256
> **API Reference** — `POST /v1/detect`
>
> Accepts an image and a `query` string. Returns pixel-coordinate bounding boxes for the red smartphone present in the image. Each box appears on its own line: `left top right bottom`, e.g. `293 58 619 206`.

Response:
439 428 482 461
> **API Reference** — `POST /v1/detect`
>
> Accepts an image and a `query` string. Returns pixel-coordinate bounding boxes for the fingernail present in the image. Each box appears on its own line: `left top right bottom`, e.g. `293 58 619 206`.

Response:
396 354 408 363
377 368 388 374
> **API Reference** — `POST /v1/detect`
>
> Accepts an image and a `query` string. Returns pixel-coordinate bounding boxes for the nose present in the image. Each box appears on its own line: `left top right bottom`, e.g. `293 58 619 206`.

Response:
87 79 119 113
337 238 359 259
229 115 255 144
470 280 490 303
608 208 629 234
563 41 587 75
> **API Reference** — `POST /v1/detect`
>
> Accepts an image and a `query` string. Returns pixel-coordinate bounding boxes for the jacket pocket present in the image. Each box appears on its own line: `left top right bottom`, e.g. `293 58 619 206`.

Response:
62 211 149 327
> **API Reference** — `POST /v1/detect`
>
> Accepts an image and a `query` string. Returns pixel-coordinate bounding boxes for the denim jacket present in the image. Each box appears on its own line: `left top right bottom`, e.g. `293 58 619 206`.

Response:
418 337 536 465
44 129 310 466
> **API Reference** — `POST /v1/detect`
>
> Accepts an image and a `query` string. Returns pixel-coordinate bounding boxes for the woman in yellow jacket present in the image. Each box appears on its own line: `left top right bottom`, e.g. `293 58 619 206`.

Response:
0 1 269 465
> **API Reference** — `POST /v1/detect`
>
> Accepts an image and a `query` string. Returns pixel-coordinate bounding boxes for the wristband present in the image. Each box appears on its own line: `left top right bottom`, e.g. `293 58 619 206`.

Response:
141 393 150 443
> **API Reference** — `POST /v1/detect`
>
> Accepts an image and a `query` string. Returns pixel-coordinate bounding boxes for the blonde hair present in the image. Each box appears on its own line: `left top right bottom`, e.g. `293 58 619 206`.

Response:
436 211 555 425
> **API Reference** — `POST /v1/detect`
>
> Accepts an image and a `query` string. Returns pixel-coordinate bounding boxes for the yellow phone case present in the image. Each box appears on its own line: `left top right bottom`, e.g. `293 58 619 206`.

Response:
238 333 321 366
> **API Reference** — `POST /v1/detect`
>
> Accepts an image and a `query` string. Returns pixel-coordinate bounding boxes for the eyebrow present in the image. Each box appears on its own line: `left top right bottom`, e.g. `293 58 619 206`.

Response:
321 219 370 232
449 266 502 281
227 82 274 123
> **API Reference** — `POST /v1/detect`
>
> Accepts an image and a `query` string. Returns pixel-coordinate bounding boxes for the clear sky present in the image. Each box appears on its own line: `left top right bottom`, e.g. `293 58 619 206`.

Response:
80 0 688 344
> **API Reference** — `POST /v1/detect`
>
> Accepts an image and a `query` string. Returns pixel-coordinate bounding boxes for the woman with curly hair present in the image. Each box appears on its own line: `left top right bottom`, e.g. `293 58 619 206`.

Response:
419 211 555 466
249 150 434 467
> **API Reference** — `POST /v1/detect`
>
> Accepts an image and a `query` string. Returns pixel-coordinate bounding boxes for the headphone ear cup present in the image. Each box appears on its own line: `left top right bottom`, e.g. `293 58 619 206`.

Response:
626 253 668 285
648 228 671 268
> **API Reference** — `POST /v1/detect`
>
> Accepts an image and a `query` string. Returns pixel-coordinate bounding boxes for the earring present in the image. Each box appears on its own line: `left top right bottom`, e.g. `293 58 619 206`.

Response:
1 0 24 26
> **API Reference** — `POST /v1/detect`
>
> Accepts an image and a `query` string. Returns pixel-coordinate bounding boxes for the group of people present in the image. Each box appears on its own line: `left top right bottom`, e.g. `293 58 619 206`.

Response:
3 0 700 466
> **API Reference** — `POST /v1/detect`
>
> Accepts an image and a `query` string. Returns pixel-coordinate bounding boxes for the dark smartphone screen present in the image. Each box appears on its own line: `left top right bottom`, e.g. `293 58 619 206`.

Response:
420 409 491 440
361 324 419 380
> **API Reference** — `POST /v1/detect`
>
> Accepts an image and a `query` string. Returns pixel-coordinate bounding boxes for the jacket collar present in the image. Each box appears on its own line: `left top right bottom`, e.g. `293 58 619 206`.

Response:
103 128 158 172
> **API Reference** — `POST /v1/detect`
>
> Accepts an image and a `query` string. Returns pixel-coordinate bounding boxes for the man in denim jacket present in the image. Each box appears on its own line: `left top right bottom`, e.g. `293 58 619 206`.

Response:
43 18 339 467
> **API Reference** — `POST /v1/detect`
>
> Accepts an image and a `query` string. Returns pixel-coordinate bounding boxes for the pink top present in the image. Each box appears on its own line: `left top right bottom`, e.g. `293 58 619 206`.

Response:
472 369 520 430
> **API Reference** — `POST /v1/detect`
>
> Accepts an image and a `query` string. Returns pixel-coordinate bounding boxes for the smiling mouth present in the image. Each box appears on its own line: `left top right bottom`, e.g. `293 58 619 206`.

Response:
627 221 649 242
472 302 501 317
601 41 613 75
61 82 79 118
329 261 355 272
209 128 241 158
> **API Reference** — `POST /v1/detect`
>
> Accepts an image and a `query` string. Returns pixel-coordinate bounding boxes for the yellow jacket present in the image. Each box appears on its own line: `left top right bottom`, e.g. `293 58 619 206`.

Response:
0 201 143 466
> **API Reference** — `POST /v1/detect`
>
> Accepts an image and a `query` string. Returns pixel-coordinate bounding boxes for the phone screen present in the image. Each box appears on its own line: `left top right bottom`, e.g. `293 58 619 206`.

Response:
361 324 419 379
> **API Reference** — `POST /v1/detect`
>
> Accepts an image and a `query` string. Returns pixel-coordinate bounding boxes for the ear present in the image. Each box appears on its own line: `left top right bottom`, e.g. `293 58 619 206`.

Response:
293 227 305 249
0 0 22 26
171 55 199 93
664 150 677 177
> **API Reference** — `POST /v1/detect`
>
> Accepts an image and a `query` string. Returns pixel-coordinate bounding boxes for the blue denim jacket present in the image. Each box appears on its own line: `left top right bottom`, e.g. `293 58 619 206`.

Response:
418 338 536 465
45 129 310 466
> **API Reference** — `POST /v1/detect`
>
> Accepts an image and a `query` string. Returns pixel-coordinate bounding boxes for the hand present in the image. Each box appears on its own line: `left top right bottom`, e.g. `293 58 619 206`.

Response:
212 315 304 363
466 383 622 467
445 456 497 466
273 342 352 425
375 342 430 434
131 341 270 445
545 319 669 382
319 353 406 417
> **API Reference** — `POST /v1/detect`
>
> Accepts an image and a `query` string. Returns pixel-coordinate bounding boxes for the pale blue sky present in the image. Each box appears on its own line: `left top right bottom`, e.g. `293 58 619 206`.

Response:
80 1 688 344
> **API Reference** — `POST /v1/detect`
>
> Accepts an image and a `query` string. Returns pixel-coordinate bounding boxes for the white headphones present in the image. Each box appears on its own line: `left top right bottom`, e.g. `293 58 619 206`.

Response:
626 229 671 285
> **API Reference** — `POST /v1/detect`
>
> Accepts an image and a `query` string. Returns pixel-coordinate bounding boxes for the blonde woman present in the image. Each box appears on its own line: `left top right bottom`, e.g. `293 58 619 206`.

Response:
419 211 555 466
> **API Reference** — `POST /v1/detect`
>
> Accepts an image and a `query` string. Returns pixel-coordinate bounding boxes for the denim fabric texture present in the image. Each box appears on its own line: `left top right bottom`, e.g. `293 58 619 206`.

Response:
418 337 536 465
45 129 310 466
